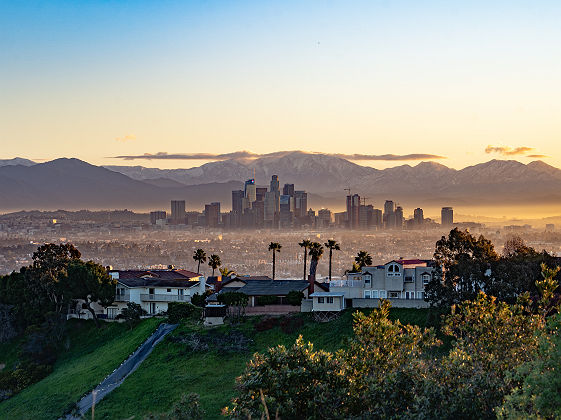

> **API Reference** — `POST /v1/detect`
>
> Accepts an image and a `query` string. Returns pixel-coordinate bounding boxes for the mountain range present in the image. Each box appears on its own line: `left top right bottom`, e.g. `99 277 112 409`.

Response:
1 152 561 212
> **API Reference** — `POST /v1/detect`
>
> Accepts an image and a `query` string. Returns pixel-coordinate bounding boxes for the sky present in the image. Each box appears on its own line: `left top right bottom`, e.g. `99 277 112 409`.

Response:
1 0 560 170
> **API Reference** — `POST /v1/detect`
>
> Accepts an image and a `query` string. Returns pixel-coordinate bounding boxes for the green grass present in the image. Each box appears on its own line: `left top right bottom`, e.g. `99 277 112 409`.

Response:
94 308 433 420
0 318 161 420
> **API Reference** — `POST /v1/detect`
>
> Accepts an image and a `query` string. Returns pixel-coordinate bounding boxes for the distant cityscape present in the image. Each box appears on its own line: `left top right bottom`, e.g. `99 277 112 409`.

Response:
149 175 459 231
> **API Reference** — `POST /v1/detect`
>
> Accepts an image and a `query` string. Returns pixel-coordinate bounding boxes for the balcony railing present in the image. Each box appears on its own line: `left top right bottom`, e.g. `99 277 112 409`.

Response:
140 294 190 302
114 294 130 302
330 280 363 288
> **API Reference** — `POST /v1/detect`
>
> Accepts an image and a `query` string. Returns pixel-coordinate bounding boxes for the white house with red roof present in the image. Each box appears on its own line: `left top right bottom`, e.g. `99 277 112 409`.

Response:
329 259 434 308
106 269 206 318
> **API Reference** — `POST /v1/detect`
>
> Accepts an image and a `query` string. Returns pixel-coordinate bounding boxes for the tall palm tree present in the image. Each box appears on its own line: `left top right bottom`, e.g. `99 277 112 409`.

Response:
193 248 206 274
308 242 324 279
324 239 341 282
355 250 372 270
268 242 282 280
298 239 312 280
208 254 221 276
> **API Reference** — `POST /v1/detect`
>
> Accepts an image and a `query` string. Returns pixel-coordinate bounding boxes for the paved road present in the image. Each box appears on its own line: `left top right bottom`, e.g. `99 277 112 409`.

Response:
63 322 178 420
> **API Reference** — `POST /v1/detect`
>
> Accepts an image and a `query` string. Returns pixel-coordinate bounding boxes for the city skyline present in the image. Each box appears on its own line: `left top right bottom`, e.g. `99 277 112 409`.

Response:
1 1 559 170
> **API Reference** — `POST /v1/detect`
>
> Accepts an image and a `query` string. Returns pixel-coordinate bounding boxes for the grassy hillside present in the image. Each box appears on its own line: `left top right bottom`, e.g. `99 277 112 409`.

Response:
0 308 434 419
94 308 433 420
0 318 161 420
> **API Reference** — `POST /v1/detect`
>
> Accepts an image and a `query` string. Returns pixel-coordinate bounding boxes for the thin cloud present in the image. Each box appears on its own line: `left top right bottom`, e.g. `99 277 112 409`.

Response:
485 145 534 156
526 154 549 158
112 151 446 161
115 134 137 142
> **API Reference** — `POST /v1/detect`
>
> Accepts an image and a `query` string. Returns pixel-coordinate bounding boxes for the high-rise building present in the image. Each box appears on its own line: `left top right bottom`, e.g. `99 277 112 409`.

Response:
346 194 361 229
441 207 454 226
204 202 220 227
171 200 186 224
318 209 332 228
232 190 244 214
372 209 383 229
383 200 395 229
256 187 268 202
395 206 404 229
244 179 256 205
413 208 424 226
270 175 279 194
294 190 307 218
264 191 276 225
279 194 293 228
150 211 166 225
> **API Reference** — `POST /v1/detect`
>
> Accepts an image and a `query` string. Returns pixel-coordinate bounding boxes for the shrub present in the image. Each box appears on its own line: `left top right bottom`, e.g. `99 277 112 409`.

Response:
254 317 279 332
286 291 305 306
167 302 202 324
121 302 147 329
256 295 278 306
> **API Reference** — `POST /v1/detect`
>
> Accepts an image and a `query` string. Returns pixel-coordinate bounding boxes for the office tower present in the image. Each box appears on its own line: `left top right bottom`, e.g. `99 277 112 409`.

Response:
279 194 293 228
270 175 279 194
346 194 361 229
359 205 370 229
244 179 256 206
372 209 383 229
283 184 295 211
294 190 307 218
252 199 265 227
150 211 166 225
414 208 424 226
395 206 404 229
441 207 454 226
383 200 395 229
264 191 276 224
256 187 267 202
204 202 220 227
232 190 244 214
171 200 186 224
318 209 332 228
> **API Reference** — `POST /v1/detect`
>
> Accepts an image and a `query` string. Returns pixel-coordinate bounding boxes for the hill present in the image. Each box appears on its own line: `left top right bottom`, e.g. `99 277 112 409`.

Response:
0 158 243 212
0 309 430 419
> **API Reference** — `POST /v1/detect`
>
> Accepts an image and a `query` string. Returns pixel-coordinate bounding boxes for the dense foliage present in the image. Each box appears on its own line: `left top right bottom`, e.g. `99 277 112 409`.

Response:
166 302 202 324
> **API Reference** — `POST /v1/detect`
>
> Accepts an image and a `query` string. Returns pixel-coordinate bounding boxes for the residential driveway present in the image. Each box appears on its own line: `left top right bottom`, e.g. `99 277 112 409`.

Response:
63 322 178 420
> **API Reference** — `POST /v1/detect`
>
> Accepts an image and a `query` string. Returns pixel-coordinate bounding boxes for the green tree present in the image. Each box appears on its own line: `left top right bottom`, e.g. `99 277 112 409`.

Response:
425 228 499 307
225 336 349 419
324 239 340 282
63 260 117 328
354 250 372 270
308 242 324 279
217 291 249 322
298 239 312 280
192 249 206 274
207 254 221 276
268 242 282 280
498 313 561 420
121 302 147 329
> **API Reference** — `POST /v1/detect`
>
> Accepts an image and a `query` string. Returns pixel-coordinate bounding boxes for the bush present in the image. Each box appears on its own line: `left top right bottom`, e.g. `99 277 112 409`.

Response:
286 291 305 306
167 302 202 324
121 302 147 329
191 291 213 308
254 317 279 332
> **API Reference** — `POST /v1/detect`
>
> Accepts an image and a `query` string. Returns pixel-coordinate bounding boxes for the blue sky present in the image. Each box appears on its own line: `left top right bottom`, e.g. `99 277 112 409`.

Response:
1 0 560 169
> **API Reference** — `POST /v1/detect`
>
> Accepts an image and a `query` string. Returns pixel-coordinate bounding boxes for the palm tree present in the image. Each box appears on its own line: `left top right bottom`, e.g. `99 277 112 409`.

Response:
324 239 341 282
208 254 221 276
308 242 324 279
219 267 236 278
355 250 372 270
268 242 282 280
298 239 312 280
193 249 206 274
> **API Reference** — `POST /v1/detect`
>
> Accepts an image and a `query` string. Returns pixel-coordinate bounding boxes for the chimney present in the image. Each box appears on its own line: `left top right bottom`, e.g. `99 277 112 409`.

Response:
308 274 315 295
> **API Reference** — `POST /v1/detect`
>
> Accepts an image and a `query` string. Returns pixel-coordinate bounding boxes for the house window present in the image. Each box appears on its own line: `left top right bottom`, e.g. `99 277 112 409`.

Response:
167 288 172 293
417 291 425 300
372 290 379 299
327 297 334 304
364 274 371 285
178 289 184 296
404 276 413 283
364 290 371 299
422 274 431 285
379 290 387 298
389 291 400 299
318 297 325 303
